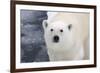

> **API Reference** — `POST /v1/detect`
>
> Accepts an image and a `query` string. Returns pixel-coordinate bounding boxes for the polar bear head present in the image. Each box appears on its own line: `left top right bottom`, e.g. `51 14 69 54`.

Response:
42 20 77 51
42 12 89 51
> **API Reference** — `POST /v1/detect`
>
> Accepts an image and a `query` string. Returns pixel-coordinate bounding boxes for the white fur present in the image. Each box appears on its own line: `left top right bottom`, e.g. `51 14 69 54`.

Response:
43 12 89 61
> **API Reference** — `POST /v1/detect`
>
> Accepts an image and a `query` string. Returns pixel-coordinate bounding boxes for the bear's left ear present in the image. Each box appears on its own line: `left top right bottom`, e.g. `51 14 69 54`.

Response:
42 20 48 29
68 24 72 30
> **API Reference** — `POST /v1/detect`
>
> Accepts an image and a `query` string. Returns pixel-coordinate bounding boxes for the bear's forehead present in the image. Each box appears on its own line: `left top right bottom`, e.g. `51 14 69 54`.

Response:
49 21 67 28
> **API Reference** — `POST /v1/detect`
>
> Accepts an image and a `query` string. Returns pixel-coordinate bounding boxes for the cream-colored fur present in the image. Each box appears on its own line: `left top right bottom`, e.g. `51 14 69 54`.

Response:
43 12 89 61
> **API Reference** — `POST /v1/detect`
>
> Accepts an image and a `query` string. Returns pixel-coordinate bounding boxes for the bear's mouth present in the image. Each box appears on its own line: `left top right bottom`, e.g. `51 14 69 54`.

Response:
53 35 59 43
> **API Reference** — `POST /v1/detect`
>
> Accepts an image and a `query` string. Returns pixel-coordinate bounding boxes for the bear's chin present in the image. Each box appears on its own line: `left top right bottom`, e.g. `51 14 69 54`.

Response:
46 41 74 52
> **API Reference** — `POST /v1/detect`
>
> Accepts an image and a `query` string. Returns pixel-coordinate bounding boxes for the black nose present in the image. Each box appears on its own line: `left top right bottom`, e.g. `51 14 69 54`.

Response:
53 35 59 43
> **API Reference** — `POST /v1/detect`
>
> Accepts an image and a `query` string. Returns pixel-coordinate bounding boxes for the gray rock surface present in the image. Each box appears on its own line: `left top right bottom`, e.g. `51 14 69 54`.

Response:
20 10 49 62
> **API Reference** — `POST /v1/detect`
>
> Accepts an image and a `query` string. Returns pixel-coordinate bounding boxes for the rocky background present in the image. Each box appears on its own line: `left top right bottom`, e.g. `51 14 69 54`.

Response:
20 10 49 62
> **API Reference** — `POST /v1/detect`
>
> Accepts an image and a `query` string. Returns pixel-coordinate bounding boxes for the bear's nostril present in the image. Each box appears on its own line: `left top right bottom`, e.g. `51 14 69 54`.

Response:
53 35 59 43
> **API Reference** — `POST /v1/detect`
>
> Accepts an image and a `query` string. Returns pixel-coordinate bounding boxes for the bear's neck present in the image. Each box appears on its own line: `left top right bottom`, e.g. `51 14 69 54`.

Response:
48 42 84 61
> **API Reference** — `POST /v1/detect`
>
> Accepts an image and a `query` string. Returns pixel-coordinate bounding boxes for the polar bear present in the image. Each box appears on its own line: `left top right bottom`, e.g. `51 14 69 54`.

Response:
42 12 89 61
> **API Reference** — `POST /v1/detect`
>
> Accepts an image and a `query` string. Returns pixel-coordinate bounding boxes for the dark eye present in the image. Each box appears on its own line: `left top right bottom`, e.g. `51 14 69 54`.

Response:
51 29 53 31
68 24 72 30
60 29 63 32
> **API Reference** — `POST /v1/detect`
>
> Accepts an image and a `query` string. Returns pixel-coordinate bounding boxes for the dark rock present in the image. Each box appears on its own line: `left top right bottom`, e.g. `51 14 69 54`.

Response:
20 10 49 62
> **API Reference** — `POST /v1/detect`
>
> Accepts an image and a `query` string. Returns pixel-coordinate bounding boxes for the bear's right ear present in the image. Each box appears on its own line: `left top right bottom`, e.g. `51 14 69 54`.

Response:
42 20 48 29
